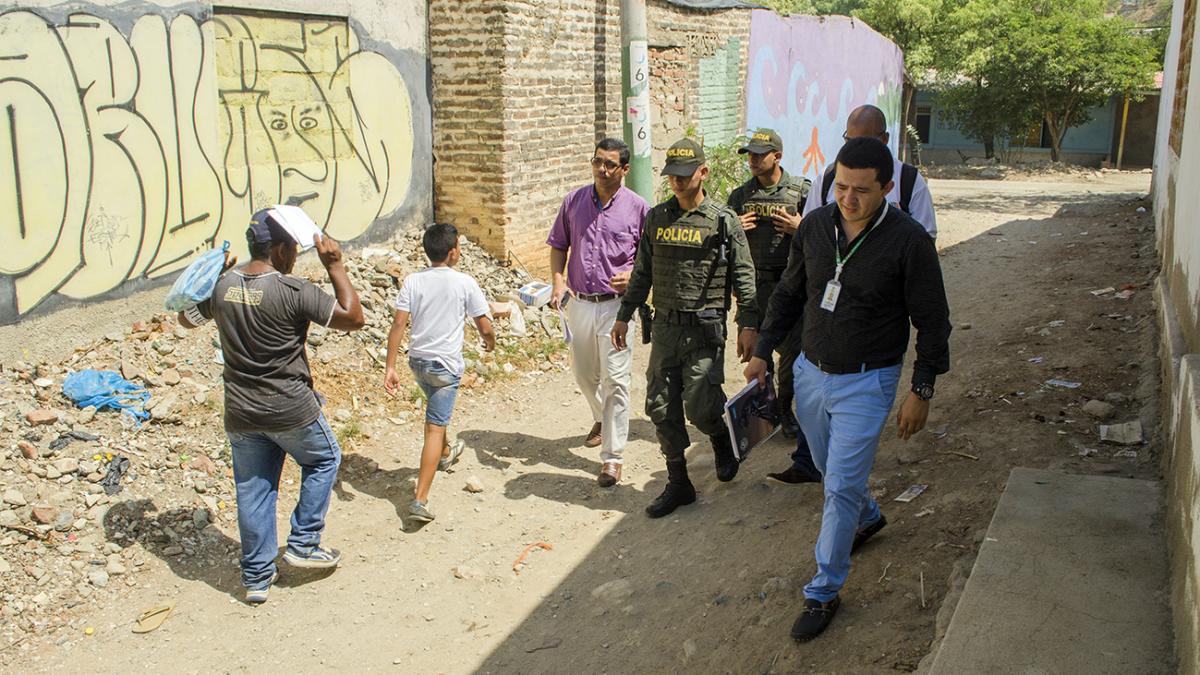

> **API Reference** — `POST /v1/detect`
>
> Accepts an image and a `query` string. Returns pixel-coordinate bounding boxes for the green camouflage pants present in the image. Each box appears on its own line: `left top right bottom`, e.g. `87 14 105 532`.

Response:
644 320 728 460
757 275 803 409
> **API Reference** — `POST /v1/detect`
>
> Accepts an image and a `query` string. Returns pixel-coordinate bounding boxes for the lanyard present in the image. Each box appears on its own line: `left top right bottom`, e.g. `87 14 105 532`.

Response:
832 206 887 282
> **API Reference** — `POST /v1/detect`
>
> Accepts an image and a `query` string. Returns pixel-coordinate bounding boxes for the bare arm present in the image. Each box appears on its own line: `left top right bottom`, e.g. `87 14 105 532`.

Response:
474 314 496 352
383 310 409 395
549 247 568 309
315 237 364 331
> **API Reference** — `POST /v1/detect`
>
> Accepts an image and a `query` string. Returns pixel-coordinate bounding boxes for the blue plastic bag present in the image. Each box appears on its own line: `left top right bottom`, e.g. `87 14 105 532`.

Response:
164 241 229 311
62 370 150 422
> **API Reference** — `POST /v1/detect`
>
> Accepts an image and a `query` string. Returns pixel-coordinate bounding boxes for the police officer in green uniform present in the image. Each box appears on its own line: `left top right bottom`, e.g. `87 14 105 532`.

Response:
727 129 811 444
611 138 759 519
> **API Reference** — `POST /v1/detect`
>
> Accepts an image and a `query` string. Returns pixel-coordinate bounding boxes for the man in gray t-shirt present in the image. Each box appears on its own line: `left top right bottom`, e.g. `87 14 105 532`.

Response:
179 207 364 603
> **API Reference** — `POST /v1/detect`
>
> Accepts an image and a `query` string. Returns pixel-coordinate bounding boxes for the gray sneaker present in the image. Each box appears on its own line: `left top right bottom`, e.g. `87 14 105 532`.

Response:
408 500 435 522
439 440 465 471
282 546 342 569
245 571 279 604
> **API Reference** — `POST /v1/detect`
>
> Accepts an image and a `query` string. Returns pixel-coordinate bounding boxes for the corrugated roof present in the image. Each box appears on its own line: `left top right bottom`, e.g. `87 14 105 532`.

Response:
663 0 762 10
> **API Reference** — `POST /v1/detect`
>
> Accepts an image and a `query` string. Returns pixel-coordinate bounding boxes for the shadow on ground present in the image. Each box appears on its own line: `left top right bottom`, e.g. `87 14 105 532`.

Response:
472 196 1162 673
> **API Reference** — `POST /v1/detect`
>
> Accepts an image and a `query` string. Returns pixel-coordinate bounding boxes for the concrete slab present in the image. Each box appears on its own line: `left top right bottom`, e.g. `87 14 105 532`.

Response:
929 468 1174 674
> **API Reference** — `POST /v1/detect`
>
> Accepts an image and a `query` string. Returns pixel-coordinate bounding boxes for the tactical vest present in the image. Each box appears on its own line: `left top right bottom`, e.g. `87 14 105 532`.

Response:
647 200 732 312
734 175 811 270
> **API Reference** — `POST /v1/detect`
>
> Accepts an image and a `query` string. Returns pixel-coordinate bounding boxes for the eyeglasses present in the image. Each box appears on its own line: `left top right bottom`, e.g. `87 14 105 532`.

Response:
590 157 624 171
843 130 888 141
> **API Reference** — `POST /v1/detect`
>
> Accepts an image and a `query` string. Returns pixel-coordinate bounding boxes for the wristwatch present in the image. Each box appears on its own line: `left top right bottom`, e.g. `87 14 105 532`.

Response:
912 383 934 401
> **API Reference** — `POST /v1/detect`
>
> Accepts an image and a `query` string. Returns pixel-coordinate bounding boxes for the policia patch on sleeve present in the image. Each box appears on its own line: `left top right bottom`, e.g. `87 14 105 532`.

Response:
653 224 706 247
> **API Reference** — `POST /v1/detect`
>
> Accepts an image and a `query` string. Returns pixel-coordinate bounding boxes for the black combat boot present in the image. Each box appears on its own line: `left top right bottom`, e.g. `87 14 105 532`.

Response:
712 433 739 482
645 459 697 518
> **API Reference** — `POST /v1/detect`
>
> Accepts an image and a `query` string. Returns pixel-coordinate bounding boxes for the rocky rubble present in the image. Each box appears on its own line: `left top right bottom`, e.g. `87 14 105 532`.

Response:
0 228 566 659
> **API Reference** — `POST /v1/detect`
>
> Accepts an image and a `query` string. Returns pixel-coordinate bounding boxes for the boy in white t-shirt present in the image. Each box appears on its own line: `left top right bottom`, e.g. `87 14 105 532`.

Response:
384 223 495 523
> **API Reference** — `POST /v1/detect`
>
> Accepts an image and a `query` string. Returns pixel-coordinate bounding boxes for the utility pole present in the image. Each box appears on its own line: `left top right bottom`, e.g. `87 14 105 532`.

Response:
620 0 653 201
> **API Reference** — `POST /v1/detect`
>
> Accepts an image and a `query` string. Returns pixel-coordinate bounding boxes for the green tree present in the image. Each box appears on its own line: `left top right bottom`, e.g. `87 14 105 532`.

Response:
855 0 959 156
944 0 1158 161
760 0 865 16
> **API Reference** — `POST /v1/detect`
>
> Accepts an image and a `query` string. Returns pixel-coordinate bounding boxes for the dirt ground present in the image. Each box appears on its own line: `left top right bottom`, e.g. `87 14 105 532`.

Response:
11 172 1159 673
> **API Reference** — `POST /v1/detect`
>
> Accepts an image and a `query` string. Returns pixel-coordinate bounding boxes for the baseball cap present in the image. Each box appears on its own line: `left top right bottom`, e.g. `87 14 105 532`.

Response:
739 128 783 154
661 138 705 176
247 206 323 251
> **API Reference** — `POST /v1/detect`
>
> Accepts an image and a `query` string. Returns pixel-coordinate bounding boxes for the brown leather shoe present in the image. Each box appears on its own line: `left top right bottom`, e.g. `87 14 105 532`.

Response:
584 422 602 448
598 461 621 487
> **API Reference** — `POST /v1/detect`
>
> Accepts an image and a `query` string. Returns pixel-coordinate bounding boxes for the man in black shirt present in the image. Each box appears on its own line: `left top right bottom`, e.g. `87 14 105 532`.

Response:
745 137 951 642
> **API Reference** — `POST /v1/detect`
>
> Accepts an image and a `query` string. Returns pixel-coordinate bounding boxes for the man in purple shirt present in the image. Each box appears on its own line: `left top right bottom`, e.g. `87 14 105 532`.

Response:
548 138 650 487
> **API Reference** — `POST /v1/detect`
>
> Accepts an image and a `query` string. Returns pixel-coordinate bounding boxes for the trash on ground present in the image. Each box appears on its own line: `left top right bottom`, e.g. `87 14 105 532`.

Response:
100 456 131 495
1045 379 1082 389
1099 420 1144 445
1077 447 1099 457
61 370 150 421
1114 289 1135 300
513 541 553 575
516 281 553 308
131 602 174 634
893 485 928 503
525 637 562 653
1028 356 1045 364
1047 320 1066 328
929 425 949 439
1113 449 1139 459
1090 287 1116 296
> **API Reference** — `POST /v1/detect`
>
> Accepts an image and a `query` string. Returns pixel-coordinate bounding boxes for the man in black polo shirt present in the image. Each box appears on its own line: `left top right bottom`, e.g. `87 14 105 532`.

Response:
745 137 951 642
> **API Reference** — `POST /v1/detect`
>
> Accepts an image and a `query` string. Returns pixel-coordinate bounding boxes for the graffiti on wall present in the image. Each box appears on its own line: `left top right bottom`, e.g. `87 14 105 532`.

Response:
744 11 903 181
0 8 417 321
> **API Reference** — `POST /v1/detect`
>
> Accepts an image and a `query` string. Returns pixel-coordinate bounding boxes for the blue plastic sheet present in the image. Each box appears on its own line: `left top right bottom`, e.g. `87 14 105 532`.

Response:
61 370 150 422
164 241 229 311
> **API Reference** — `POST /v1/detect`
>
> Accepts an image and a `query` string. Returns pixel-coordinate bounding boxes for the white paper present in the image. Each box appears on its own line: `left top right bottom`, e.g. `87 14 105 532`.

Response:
268 205 323 251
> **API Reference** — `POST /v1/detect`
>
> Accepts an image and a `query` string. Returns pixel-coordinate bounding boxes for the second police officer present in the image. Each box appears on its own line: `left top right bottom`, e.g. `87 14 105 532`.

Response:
726 128 821 484
611 138 759 519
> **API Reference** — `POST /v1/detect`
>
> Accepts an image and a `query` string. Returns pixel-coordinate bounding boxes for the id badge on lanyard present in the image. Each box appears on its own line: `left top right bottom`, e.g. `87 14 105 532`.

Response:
820 268 842 312
821 209 883 312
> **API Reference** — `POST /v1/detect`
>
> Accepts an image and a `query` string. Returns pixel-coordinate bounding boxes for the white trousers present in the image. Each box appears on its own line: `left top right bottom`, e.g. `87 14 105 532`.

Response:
565 296 632 463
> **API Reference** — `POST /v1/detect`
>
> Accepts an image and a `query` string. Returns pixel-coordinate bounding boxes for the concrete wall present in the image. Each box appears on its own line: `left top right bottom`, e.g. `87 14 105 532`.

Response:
1154 0 1200 669
743 11 903 182
1110 95 1161 168
916 90 1133 166
429 0 751 272
0 0 432 325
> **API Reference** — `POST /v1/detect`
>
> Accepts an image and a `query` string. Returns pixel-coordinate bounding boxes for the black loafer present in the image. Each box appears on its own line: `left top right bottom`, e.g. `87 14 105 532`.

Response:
791 596 840 642
851 515 887 553
766 466 821 485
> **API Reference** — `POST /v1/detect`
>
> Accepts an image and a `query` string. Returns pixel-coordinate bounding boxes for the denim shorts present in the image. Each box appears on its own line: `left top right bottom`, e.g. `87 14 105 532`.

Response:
409 357 461 426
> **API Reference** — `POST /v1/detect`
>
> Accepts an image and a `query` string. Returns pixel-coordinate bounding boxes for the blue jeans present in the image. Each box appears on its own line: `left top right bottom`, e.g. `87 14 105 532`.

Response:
227 413 342 589
792 354 901 602
409 357 461 426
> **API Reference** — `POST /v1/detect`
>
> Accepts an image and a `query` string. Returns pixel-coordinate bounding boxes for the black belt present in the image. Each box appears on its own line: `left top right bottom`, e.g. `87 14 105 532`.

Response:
574 292 620 303
804 352 902 375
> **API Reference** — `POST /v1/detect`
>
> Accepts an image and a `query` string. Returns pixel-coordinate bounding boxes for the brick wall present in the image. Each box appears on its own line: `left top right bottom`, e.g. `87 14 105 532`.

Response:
429 0 509 254
430 0 752 273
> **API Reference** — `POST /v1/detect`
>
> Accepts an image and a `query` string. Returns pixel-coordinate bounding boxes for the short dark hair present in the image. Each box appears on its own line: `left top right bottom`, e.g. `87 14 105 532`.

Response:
595 137 630 166
835 137 894 187
423 222 459 263
249 239 273 261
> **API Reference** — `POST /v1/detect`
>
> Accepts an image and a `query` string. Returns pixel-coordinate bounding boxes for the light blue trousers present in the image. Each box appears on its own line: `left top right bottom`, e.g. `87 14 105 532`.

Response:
792 354 902 602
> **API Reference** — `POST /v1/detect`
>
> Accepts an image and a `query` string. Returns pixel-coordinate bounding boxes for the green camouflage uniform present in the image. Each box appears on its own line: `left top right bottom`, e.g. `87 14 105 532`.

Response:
617 196 758 460
726 169 811 412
